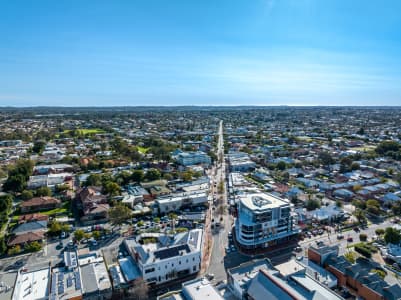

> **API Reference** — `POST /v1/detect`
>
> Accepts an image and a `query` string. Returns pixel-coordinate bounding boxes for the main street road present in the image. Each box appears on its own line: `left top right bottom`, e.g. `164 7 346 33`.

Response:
206 120 234 281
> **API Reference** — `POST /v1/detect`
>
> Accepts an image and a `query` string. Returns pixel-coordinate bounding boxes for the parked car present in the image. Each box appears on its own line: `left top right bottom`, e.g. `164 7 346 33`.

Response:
295 246 303 253
347 236 353 242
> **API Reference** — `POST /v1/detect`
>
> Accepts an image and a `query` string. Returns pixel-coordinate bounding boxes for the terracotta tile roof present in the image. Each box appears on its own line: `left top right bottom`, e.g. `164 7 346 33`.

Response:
20 196 61 208
7 231 44 246
18 213 49 224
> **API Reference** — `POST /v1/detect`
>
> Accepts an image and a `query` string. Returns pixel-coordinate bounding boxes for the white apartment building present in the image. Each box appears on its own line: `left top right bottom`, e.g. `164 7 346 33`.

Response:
175 151 211 166
124 229 203 285
154 191 208 214
235 192 299 250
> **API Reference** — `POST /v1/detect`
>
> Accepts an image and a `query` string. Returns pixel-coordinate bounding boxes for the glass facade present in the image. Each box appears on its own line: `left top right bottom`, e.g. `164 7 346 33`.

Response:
236 194 299 249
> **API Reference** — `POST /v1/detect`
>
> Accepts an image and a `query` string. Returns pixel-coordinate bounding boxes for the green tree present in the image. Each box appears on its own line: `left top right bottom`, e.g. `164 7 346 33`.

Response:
109 204 132 225
218 181 225 194
344 251 356 263
21 190 34 200
55 184 70 193
359 233 367 241
131 170 144 183
366 199 380 215
351 162 360 170
145 168 161 181
116 171 132 186
0 194 13 213
384 227 401 245
305 199 321 211
4 160 34 193
102 181 121 196
92 230 101 240
85 173 102 186
26 241 42 252
48 220 62 235
74 229 85 242
375 228 385 236
352 199 366 210
3 174 27 193
32 140 46 154
35 186 51 197
354 209 367 224
180 171 193 182
0 237 7 255
168 212 178 221
371 269 386 279
376 141 400 155
61 223 71 233
276 161 287 171
8 245 21 255
318 151 334 166
391 201 401 215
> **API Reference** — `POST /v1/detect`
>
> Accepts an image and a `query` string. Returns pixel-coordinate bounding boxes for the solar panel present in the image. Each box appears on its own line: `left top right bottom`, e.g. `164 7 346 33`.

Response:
58 285 64 295
75 271 81 290
51 274 57 293
154 244 190 260
67 277 73 288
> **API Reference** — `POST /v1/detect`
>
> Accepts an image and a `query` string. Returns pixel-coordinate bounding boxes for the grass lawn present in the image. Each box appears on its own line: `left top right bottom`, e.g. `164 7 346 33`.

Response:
137 146 149 154
296 136 313 142
55 128 105 138
63 128 105 135
352 145 376 152
40 202 70 216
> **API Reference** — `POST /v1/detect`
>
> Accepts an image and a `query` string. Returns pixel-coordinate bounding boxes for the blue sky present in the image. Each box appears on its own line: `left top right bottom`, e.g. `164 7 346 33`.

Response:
1 0 401 106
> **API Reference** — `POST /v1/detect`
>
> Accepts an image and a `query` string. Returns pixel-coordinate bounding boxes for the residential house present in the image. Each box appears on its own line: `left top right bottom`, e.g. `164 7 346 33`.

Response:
8 231 45 248
76 186 109 225
18 213 49 224
20 197 61 213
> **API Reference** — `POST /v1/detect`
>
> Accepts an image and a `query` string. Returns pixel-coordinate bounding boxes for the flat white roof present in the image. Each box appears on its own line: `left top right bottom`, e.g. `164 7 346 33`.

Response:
13 268 50 300
182 278 223 300
240 193 288 211
156 192 207 204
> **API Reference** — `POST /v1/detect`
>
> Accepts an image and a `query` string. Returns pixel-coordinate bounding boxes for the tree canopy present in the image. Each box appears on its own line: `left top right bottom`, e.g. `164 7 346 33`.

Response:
3 159 34 193
384 227 401 245
109 203 132 225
